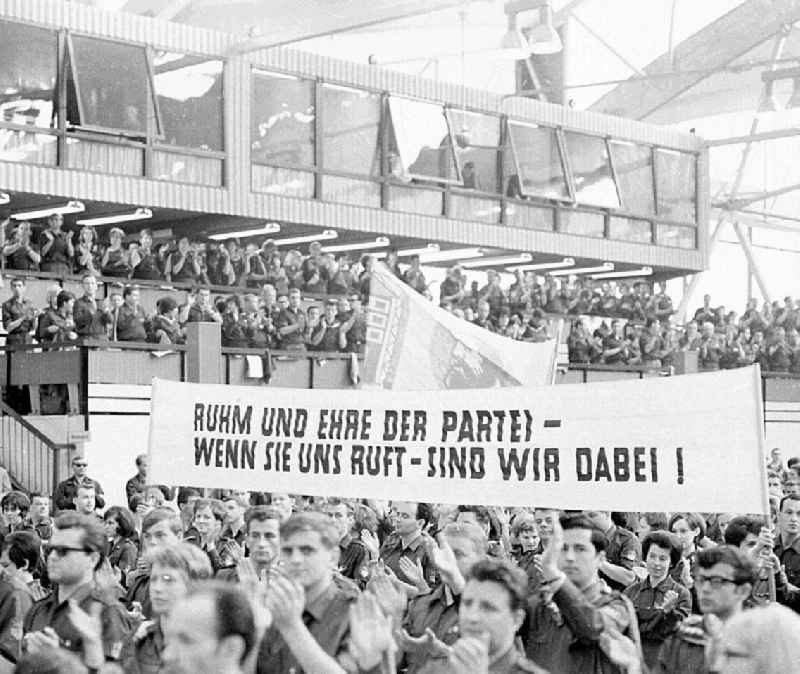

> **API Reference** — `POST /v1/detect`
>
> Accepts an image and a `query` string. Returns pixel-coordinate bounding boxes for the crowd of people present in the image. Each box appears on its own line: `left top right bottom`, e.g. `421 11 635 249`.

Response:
0 448 794 672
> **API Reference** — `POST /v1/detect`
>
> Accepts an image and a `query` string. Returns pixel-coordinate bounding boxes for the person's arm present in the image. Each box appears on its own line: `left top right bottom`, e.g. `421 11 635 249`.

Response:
53 481 73 511
600 559 637 588
163 254 174 282
93 481 105 509
65 231 75 258
171 253 186 277
40 231 54 257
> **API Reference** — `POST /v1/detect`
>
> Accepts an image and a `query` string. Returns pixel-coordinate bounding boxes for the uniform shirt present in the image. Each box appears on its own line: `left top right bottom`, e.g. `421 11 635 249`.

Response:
379 531 437 587
417 644 547 674
275 306 307 348
120 619 164 674
402 583 460 674
125 474 147 511
23 582 131 662
53 475 106 511
73 295 111 339
338 534 369 584
115 304 148 342
602 524 641 591
2 297 35 344
654 614 712 674
256 580 357 673
623 575 691 668
775 534 800 590
525 576 636 674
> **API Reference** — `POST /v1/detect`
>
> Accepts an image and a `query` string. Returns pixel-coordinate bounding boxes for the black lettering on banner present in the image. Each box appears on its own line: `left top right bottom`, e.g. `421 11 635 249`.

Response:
475 410 492 442
633 446 647 481
383 410 425 442
426 447 484 479
575 447 660 482
261 407 308 437
193 403 253 435
576 447 592 481
497 447 561 481
441 411 457 441
263 441 292 471
614 447 630 481
497 448 529 481
297 443 343 474
194 437 255 469
350 445 406 478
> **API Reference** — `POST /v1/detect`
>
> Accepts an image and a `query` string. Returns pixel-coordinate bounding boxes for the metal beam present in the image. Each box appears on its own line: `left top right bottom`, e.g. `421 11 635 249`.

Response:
570 13 649 80
589 0 800 119
713 181 800 209
733 221 772 303
705 126 800 147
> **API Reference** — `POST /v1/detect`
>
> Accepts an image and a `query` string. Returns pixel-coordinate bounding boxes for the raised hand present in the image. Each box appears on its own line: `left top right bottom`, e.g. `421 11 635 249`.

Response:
431 536 465 593
366 568 407 620
348 592 396 671
541 512 563 578
396 627 452 658
360 529 380 559
398 556 426 588
448 635 490 674
264 571 305 633
598 626 642 673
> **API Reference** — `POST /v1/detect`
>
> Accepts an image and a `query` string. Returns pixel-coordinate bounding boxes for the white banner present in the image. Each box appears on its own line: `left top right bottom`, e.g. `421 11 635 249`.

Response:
148 366 768 513
363 265 559 389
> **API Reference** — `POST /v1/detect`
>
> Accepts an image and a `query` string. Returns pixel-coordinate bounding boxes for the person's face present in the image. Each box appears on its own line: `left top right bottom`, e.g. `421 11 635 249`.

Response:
149 563 190 618
0 547 18 574
784 481 800 497
325 305 337 322
779 498 800 538
280 530 335 590
768 475 783 494
145 489 164 508
645 544 671 583
737 532 759 554
446 534 484 578
771 448 782 463
696 562 748 618
307 307 320 323
459 579 522 657
82 276 97 296
534 510 556 541
324 504 352 541
717 514 733 538
72 459 88 478
143 519 181 551
223 500 245 526
46 527 94 586
10 281 24 298
585 511 611 531
137 457 148 477
2 504 22 527
671 517 698 554
193 506 215 536
103 516 120 539
559 528 602 588
49 213 63 230
289 291 301 309
110 232 122 247
456 511 488 536
74 488 95 514
127 289 140 306
178 238 190 254
198 290 211 307
111 293 123 308
391 501 421 537
246 518 280 567
518 529 538 552
140 231 152 249
162 596 232 674
270 493 294 522
31 497 49 519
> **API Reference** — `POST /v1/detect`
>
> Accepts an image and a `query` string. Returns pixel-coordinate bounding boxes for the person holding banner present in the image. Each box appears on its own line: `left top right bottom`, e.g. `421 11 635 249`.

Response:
774 493 800 611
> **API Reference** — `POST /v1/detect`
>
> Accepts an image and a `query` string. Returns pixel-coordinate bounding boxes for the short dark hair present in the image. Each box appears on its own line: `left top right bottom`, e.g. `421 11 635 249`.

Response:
191 583 257 664
53 512 106 569
696 545 756 586
244 506 281 534
193 499 225 523
103 505 137 539
724 516 766 547
669 512 707 539
559 514 607 553
640 512 669 531
779 494 800 512
148 542 213 583
457 505 491 528
466 558 528 612
352 503 378 535
642 531 681 567
280 512 339 550
142 507 182 536
56 290 74 309
1 491 30 515
123 285 139 299
415 502 434 529
2 531 41 572
787 456 800 469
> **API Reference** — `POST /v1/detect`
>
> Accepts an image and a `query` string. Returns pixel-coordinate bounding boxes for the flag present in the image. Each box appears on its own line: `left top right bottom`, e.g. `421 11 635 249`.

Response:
362 265 559 389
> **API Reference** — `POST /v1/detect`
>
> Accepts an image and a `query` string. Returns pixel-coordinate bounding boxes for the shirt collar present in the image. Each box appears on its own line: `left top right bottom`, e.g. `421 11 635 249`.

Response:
304 582 337 623
400 531 423 550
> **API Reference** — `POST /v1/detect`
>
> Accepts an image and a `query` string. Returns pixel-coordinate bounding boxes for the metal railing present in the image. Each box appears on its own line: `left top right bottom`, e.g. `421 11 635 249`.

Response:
0 400 75 494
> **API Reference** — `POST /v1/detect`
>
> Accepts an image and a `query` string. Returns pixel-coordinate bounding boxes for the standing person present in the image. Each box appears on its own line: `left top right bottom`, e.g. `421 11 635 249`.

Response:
3 221 40 271
121 542 213 673
73 274 112 341
274 287 307 350
100 227 131 278
103 506 138 580
73 225 99 276
38 213 74 276
2 277 36 345
25 494 52 541
524 514 640 674
164 237 201 284
323 499 368 583
53 456 105 513
775 493 800 599
125 454 149 512
23 513 132 667
219 495 248 548
624 531 691 668
655 546 756 673
115 285 148 342
217 506 280 584
185 287 222 324
37 290 78 342
379 502 437 588
585 510 641 590
130 228 163 281
184 499 225 573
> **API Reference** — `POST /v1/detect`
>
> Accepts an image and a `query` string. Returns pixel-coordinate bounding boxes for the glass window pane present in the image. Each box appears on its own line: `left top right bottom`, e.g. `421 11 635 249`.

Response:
507 122 568 199
154 150 223 186
66 138 143 175
251 71 315 166
251 164 314 197
450 193 501 223
563 132 619 208
609 217 652 243
447 109 501 193
609 141 654 214
0 130 57 165
560 209 605 237
154 53 223 151
657 223 696 248
388 184 443 215
69 36 154 134
0 21 56 128
504 201 554 231
655 149 697 222
322 176 381 207
321 84 380 176
388 96 458 182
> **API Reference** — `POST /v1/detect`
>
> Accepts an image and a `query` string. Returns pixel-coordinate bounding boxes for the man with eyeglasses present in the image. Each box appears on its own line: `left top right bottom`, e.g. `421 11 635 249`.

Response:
22 513 131 667
655 546 756 674
53 457 105 513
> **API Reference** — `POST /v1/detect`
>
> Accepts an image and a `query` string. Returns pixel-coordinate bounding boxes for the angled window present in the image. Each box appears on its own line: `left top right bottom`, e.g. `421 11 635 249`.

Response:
655 148 697 223
506 121 568 199
608 140 655 215
563 131 620 209
66 34 160 136
251 70 315 167
446 109 501 193
320 83 380 177
0 21 57 128
387 96 458 183
154 52 223 151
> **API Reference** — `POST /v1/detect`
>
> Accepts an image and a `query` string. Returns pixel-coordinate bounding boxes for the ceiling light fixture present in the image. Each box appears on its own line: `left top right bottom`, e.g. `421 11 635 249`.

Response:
272 229 338 247
548 262 614 276
506 257 575 272
320 236 391 253
461 252 533 268
11 200 85 220
208 222 281 241
76 207 153 227
374 243 441 259
591 266 654 280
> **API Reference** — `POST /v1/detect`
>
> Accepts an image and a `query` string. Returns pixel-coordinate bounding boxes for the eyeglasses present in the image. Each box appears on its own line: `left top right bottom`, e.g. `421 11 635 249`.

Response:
46 545 89 557
694 575 738 589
